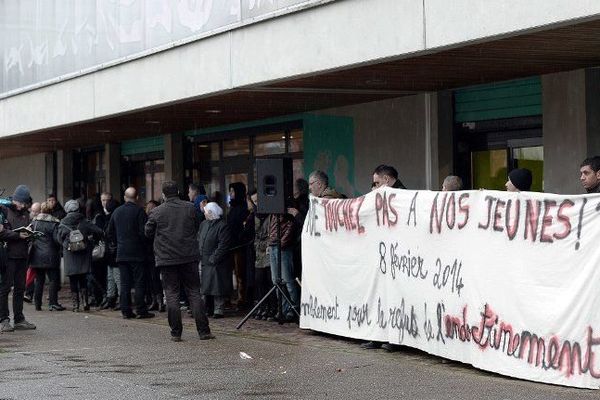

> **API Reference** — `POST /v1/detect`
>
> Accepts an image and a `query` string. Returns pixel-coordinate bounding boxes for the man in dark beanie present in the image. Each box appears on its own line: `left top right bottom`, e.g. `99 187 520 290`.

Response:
0 185 36 332
506 168 533 192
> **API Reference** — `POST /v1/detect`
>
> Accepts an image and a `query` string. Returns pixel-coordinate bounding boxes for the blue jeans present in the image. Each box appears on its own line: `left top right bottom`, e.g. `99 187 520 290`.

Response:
269 245 299 317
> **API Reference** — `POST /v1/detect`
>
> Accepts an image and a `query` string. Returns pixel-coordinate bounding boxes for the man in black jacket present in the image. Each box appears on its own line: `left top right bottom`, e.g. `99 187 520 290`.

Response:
372 164 406 190
145 181 214 342
0 185 36 332
107 187 154 319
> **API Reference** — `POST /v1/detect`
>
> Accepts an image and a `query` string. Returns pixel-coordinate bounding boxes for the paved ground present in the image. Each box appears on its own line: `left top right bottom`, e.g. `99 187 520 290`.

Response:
0 303 598 400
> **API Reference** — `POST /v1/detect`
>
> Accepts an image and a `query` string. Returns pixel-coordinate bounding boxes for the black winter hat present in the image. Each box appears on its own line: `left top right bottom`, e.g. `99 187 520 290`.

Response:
12 185 31 204
508 168 533 191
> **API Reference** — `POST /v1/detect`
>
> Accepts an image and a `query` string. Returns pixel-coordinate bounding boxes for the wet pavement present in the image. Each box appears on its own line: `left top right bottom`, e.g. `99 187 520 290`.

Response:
0 302 598 399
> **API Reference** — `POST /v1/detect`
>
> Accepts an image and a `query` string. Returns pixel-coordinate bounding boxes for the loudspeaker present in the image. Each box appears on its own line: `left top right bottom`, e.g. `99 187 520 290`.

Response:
256 158 294 214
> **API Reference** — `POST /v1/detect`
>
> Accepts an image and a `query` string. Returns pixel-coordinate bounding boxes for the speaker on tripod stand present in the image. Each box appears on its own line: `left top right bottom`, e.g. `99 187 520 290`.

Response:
237 158 299 329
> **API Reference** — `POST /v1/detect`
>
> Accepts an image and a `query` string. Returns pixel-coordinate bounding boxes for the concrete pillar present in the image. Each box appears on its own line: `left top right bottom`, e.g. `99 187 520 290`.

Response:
436 90 454 189
542 68 600 194
164 132 185 191
104 143 121 198
56 149 73 203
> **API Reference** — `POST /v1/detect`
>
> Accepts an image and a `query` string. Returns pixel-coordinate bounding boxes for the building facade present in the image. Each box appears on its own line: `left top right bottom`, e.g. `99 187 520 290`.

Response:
2 0 600 204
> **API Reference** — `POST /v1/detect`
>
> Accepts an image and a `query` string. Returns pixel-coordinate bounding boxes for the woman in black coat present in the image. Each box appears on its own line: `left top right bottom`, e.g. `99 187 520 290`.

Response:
55 200 103 312
29 202 64 311
198 202 233 318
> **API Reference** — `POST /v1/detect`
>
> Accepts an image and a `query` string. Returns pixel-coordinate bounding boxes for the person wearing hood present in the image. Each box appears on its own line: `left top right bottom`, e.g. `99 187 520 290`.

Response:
0 185 36 332
198 202 234 318
55 199 103 312
227 182 250 310
29 202 64 311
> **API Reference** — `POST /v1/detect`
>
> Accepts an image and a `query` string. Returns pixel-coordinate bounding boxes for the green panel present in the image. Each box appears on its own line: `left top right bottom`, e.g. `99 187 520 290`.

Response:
185 114 304 137
454 77 542 122
121 136 164 156
303 114 356 197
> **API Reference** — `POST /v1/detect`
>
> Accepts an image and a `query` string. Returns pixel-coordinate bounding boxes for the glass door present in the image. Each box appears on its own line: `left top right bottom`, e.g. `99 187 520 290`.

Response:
508 139 544 192
471 149 508 190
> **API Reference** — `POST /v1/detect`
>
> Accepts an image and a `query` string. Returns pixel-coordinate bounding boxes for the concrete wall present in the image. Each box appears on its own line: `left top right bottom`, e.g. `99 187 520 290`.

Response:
3 0 600 138
0 153 48 203
316 95 439 194
542 68 600 194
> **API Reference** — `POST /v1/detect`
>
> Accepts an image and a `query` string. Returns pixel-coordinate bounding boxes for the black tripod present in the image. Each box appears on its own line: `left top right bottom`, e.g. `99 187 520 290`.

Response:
237 214 300 329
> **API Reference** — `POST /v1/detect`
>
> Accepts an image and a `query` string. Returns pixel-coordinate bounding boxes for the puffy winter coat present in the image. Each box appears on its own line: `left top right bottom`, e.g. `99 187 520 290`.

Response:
28 214 60 269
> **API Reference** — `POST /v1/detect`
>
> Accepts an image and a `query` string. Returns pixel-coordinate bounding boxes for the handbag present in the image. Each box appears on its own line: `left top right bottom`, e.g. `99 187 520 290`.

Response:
92 240 106 261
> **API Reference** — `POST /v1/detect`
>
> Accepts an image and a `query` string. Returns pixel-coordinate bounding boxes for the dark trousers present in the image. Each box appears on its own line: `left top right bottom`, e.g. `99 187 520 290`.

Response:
68 274 87 293
89 260 107 304
0 258 27 323
33 268 60 307
119 261 148 315
161 263 210 338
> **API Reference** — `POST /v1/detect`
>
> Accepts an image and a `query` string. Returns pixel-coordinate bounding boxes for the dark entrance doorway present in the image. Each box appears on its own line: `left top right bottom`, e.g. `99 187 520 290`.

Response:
455 116 543 191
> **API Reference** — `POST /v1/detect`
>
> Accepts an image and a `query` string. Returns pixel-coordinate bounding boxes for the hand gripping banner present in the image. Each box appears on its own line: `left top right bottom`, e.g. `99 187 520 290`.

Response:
299 188 600 389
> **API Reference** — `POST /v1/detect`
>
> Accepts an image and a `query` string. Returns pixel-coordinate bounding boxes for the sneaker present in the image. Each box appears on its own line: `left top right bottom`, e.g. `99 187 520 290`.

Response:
23 295 32 304
381 343 400 352
0 319 14 332
136 312 155 319
212 313 224 319
170 335 182 342
360 341 382 350
13 320 36 330
49 304 66 311
198 333 215 340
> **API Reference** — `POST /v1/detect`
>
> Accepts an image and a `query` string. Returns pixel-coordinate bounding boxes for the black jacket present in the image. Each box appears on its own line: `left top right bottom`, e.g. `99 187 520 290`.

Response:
55 212 103 276
106 202 147 263
29 214 60 269
145 196 200 267
227 182 249 245
0 204 31 259
392 179 406 189
198 219 234 296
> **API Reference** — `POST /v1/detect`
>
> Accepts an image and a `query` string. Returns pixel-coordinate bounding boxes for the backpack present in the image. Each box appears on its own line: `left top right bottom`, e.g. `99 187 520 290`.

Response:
62 223 87 252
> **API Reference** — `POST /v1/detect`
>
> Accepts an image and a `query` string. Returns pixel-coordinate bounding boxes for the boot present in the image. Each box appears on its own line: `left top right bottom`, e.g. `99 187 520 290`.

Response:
148 295 159 311
101 296 115 310
82 289 90 311
158 295 165 312
72 293 80 312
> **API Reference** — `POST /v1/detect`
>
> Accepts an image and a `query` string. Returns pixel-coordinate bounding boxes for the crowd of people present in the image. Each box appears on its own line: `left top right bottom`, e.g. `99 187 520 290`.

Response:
0 156 599 341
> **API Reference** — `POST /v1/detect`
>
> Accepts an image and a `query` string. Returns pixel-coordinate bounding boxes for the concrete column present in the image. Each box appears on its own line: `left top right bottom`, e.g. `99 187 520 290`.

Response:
436 90 454 189
56 149 73 203
164 132 185 191
542 68 600 194
104 143 121 198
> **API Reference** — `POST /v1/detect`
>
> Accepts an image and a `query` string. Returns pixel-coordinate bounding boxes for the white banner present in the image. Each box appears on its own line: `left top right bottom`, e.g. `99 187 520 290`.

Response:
299 188 600 389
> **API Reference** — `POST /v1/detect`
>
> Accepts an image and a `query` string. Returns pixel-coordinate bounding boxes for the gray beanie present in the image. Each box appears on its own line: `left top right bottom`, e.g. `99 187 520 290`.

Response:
64 199 80 213
12 185 31 203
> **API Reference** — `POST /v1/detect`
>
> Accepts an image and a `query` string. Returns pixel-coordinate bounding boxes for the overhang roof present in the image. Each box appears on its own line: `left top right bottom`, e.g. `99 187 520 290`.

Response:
3 17 600 159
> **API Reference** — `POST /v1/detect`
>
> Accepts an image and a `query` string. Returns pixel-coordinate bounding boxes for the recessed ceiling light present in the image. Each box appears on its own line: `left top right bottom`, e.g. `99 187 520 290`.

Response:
205 109 221 114
96 129 111 133
365 78 387 86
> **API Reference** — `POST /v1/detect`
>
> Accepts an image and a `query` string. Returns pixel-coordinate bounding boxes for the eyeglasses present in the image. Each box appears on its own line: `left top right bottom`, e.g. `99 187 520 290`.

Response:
309 180 318 186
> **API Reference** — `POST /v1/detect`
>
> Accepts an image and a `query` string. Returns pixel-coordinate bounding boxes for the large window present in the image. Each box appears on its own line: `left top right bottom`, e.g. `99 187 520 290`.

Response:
122 155 165 203
187 121 304 207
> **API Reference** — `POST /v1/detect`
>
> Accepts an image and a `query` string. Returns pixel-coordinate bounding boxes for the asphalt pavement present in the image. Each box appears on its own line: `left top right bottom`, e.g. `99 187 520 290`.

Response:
0 303 598 400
